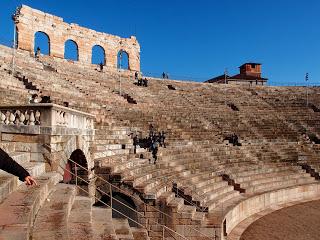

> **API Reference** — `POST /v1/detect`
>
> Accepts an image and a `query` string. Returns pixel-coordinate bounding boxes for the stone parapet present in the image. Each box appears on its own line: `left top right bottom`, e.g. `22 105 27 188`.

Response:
0 103 94 135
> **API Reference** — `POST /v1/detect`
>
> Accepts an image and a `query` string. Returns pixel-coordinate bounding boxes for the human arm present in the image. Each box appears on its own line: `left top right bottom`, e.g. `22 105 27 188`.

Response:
0 148 36 185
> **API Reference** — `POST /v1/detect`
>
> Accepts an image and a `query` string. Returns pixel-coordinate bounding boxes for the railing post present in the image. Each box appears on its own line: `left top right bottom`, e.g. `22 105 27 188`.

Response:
110 182 113 209
162 226 165 240
75 164 78 187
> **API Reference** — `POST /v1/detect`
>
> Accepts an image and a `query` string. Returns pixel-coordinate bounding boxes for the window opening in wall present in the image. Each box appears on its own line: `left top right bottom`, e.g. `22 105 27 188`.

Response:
92 45 105 65
117 50 129 70
64 39 79 61
34 31 50 55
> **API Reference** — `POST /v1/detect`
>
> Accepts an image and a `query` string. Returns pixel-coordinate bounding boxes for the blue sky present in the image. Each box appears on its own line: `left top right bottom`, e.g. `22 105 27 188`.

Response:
0 0 319 85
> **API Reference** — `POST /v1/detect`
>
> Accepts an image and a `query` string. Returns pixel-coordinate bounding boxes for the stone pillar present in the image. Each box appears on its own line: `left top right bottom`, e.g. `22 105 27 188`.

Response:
50 35 64 59
78 40 91 63
16 24 34 52
129 51 140 72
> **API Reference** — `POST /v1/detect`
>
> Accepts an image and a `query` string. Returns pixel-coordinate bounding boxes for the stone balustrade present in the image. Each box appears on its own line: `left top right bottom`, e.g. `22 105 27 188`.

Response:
0 103 94 132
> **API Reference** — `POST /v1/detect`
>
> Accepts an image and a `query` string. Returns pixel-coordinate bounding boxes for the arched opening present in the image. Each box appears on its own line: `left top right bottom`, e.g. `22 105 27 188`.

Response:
95 192 138 227
64 39 79 61
34 31 50 55
117 50 129 70
63 149 88 185
92 45 106 65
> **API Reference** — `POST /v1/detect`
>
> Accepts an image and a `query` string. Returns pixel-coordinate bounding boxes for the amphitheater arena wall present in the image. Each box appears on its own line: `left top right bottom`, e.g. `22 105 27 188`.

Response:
14 5 140 71
223 183 320 240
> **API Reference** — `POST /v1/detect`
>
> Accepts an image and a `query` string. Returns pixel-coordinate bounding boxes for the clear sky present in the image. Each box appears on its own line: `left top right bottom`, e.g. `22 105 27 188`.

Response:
0 0 319 85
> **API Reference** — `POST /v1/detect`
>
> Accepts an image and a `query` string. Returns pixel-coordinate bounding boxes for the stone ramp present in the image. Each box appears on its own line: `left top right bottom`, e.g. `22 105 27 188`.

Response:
68 196 94 240
0 151 46 204
0 172 61 240
32 184 77 240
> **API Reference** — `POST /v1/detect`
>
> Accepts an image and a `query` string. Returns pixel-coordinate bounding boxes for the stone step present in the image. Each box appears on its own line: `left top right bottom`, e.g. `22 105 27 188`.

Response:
94 149 131 159
32 183 77 239
111 158 149 174
167 197 184 212
200 185 236 203
68 196 94 240
207 191 241 212
239 171 310 188
131 227 150 240
91 207 118 240
0 172 61 239
245 177 317 194
112 218 134 240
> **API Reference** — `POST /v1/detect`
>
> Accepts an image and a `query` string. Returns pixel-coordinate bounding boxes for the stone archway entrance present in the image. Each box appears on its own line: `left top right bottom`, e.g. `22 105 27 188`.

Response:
64 149 88 186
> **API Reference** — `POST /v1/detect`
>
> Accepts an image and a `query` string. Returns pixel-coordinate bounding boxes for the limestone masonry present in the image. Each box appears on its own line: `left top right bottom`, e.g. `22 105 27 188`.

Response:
13 5 141 71
0 4 320 240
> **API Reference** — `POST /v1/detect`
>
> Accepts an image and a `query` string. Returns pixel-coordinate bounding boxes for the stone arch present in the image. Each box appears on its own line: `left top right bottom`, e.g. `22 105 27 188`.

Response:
117 50 129 70
64 39 79 61
34 31 50 55
63 148 88 185
92 45 106 65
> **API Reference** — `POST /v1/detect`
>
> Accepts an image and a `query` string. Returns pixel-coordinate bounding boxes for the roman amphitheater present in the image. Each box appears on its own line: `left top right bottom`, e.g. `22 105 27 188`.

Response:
1 5 320 240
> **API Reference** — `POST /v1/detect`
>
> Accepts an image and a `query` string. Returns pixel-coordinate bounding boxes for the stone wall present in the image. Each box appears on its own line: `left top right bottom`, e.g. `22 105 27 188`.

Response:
14 5 140 71
223 183 320 240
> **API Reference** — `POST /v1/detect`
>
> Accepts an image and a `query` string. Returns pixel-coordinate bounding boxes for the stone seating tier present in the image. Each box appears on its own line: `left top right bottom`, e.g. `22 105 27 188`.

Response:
1 45 320 239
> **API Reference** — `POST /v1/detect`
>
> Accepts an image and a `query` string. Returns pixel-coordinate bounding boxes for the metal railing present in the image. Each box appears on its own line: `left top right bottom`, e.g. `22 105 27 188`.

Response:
62 159 190 240
61 157 216 240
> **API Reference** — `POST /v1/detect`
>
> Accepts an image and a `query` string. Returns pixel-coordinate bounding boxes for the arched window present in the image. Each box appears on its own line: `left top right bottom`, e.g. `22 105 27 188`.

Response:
34 31 50 55
92 45 106 65
117 50 129 70
64 39 79 61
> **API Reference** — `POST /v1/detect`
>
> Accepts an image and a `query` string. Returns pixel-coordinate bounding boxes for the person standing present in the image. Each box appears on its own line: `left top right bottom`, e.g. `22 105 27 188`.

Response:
99 62 104 72
35 47 40 59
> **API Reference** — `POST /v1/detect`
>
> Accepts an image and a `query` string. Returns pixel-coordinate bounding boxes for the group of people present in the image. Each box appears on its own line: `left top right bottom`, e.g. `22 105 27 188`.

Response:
130 124 166 164
137 78 148 87
29 94 51 104
135 71 148 87
225 133 241 146
162 72 169 79
148 129 166 164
